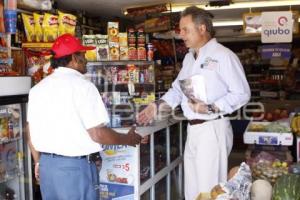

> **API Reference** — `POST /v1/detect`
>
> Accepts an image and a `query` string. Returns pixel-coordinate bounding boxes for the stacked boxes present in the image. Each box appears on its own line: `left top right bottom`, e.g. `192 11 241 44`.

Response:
137 28 146 60
107 22 119 60
119 32 128 60
128 28 137 60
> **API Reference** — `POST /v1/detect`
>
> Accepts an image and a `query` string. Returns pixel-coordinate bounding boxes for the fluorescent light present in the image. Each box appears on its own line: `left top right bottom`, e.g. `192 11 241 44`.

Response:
213 20 243 27
171 0 300 12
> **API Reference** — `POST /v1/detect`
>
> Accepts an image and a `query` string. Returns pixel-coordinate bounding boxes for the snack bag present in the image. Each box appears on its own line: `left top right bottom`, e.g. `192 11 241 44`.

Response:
33 13 43 42
42 13 58 42
22 13 35 42
95 34 108 61
82 35 97 61
58 10 77 36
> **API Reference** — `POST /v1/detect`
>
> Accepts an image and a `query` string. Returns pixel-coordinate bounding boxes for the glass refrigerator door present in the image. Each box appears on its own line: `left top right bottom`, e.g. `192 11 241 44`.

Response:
0 103 26 199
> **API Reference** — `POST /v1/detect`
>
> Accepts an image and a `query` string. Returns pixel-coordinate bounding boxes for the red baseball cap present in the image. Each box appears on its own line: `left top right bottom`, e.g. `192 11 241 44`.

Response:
51 33 95 58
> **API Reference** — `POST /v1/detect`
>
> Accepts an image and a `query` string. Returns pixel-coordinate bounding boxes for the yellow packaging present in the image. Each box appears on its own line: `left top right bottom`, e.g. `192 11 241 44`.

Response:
22 13 35 42
58 10 77 36
33 13 44 42
107 22 119 43
82 35 97 61
42 13 58 42
120 46 128 60
109 42 119 61
118 32 128 47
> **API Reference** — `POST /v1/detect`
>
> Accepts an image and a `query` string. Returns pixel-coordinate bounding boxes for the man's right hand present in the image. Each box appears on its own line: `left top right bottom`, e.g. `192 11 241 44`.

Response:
136 102 157 126
126 125 142 147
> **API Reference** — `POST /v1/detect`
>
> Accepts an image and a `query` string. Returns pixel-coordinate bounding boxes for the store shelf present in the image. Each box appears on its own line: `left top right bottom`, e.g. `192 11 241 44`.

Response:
247 74 263 77
269 67 287 70
11 46 22 51
87 60 154 66
249 81 260 84
81 24 99 31
0 137 21 144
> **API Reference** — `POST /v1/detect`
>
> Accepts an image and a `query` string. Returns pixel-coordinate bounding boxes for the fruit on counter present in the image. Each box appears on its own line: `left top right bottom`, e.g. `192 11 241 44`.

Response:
253 109 289 122
248 122 291 133
291 113 300 136
250 179 272 200
251 160 289 184
228 166 240 180
210 184 225 200
272 174 300 200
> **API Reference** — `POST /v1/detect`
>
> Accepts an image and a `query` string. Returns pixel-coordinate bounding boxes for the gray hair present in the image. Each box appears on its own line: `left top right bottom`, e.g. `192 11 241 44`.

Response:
181 6 215 37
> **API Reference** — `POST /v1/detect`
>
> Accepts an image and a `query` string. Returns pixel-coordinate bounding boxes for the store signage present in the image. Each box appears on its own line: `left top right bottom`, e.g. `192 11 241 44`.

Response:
261 44 291 59
99 145 138 200
261 11 293 43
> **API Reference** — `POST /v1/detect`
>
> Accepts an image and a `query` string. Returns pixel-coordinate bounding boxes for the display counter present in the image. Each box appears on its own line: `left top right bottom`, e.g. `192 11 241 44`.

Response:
99 117 187 200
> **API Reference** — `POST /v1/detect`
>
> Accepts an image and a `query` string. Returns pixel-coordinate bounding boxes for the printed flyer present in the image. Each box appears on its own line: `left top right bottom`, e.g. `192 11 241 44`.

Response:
99 144 138 200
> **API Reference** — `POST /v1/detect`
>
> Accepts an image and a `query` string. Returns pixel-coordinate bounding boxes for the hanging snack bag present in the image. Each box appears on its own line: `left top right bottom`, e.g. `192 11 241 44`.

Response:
82 35 97 61
58 10 77 36
42 13 58 42
22 13 35 42
33 13 43 42
95 34 108 61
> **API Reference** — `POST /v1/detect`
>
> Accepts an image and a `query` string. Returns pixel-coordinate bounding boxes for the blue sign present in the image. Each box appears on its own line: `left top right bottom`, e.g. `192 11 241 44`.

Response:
261 44 291 59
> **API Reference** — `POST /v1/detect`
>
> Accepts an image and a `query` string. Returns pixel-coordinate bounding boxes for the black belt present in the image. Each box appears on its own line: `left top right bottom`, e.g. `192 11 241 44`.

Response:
188 115 229 126
41 152 101 163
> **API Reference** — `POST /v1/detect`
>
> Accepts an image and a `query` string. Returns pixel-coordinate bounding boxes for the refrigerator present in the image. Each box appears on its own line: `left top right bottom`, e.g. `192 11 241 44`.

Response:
0 76 32 200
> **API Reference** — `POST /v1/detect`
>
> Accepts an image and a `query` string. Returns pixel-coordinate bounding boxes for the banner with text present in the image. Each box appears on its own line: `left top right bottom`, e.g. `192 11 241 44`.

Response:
261 44 291 59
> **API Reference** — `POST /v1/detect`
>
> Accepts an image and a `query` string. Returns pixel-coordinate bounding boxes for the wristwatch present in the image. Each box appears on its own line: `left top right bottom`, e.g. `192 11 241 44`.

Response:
207 104 215 114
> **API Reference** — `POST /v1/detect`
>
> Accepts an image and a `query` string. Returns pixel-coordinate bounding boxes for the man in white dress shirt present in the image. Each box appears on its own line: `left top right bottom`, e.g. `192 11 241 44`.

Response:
26 34 142 200
137 6 250 200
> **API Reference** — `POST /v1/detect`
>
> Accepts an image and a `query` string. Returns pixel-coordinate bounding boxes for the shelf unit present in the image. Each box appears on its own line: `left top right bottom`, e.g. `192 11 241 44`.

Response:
87 61 155 128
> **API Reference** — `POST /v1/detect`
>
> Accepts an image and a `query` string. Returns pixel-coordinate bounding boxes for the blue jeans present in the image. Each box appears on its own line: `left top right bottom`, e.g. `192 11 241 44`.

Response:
39 153 99 200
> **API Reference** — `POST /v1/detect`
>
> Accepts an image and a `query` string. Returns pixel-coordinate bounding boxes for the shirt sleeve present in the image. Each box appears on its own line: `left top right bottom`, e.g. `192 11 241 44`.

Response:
161 77 183 109
77 83 110 129
214 51 251 114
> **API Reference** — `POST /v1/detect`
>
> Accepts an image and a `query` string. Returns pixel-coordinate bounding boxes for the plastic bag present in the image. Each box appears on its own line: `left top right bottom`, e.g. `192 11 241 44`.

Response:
215 162 252 200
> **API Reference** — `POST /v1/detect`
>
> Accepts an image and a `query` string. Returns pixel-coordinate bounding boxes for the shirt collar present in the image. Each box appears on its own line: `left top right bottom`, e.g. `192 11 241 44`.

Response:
189 38 217 55
55 67 85 78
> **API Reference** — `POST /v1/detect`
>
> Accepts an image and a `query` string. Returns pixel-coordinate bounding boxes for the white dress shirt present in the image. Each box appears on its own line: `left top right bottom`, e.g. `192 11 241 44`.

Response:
27 67 109 156
162 38 250 120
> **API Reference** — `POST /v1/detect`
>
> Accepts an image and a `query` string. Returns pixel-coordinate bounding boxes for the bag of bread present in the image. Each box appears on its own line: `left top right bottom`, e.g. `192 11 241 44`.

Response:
58 10 77 36
22 13 35 42
42 13 58 42
33 13 43 42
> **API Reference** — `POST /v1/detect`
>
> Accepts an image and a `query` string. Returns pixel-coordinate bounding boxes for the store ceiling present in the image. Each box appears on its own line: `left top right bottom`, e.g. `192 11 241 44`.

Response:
56 0 300 21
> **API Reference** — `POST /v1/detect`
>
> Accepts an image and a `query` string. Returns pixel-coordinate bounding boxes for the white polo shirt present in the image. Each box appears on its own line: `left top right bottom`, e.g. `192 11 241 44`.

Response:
27 67 109 156
162 38 250 120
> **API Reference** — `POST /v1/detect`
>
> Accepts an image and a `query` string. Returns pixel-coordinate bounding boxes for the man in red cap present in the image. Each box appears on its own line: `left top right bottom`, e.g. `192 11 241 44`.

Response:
26 34 142 199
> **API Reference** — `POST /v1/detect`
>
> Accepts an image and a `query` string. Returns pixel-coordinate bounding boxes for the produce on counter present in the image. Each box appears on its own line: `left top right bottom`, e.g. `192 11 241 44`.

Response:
250 179 272 200
248 122 291 133
272 174 300 200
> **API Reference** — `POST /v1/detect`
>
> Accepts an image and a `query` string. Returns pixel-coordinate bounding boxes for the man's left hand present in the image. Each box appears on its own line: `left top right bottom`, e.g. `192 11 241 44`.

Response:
188 98 208 114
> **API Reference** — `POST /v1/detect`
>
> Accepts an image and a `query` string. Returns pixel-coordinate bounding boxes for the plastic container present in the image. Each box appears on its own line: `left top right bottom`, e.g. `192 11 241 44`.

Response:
4 9 17 33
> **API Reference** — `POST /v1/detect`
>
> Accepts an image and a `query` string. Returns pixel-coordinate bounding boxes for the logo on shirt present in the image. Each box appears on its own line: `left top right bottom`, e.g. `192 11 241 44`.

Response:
202 57 219 69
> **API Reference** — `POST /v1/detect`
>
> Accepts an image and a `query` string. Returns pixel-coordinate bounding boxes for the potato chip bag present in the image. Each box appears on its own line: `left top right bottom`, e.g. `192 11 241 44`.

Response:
58 10 77 36
82 35 97 61
33 13 43 42
22 13 35 42
42 13 58 42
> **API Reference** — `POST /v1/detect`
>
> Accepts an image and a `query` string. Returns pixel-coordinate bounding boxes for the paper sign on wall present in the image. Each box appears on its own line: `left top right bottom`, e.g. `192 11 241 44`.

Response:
261 11 293 43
